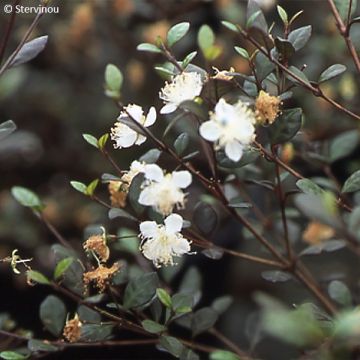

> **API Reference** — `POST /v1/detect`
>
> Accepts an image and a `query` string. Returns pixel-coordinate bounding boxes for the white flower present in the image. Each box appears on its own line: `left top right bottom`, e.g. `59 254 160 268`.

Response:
199 98 256 162
111 104 156 149
139 214 192 267
121 160 146 185
159 72 203 114
138 164 192 216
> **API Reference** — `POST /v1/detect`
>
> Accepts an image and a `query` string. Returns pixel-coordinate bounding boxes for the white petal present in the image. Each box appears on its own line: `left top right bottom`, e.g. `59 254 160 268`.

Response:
160 104 177 114
114 126 138 148
225 141 243 162
126 104 143 122
199 121 221 141
172 171 192 189
140 221 158 238
172 237 191 255
144 107 156 126
164 214 183 234
135 134 147 145
144 164 164 182
138 187 156 206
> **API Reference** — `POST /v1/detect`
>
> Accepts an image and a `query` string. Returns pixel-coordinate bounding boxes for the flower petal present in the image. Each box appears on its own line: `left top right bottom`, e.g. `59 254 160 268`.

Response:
172 171 192 189
144 164 164 182
135 134 147 145
138 187 156 206
144 107 156 127
140 221 158 238
172 237 191 255
199 121 221 141
225 140 243 162
164 214 183 234
113 125 138 148
126 104 143 122
160 103 177 114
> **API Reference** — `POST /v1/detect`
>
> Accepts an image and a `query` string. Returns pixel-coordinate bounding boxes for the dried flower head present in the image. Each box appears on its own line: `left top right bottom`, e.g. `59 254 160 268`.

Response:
255 90 282 125
63 314 82 343
108 180 127 208
83 263 120 292
84 234 109 263
303 221 335 245
212 67 235 81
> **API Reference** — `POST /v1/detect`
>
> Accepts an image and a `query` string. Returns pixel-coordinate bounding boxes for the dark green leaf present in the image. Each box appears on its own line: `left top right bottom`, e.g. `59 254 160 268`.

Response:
201 247 224 260
54 257 74 280
296 179 324 196
334 0 357 20
108 208 137 222
80 324 114 342
139 148 161 163
159 336 185 357
167 22 190 47
319 64 346 83
142 319 166 334
172 293 193 313
0 120 16 141
286 66 311 86
211 296 233 315
274 38 295 60
342 170 360 193
261 270 292 283
255 52 275 81
247 0 267 32
27 339 58 353
128 173 145 214
329 130 359 162
193 202 217 235
328 280 352 307
268 108 302 144
78 305 101 323
9 36 48 68
157 288 172 308
123 272 159 309
300 240 346 256
174 133 190 155
288 26 312 51
192 307 218 336
39 295 66 337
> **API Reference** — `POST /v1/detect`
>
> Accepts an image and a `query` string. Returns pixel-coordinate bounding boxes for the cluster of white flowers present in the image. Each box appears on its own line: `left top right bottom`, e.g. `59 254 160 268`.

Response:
200 98 256 162
109 72 258 266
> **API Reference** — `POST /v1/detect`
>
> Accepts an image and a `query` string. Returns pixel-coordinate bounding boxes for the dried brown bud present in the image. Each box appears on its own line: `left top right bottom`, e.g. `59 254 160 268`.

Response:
83 234 110 263
63 314 82 343
83 263 120 293
108 181 127 208
255 90 282 125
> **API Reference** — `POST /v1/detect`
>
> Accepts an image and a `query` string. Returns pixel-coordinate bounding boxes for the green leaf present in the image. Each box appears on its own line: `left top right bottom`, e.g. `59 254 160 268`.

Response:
247 0 268 33
174 133 190 155
11 186 43 210
82 133 98 148
274 38 295 60
268 108 302 144
288 25 312 51
182 51 197 69
142 319 166 333
246 10 262 29
86 179 99 196
172 293 193 313
137 43 161 53
198 25 215 51
167 22 190 47
210 350 240 360
108 208 137 222
296 179 324 196
139 148 161 163
234 46 249 59
0 352 29 360
80 324 114 342
0 120 16 141
328 280 352 307
286 66 311 86
27 339 58 352
277 5 288 24
27 270 50 285
39 295 66 337
261 270 292 283
105 64 123 93
329 130 359 162
255 52 275 81
128 173 145 214
159 336 185 357
319 64 346 83
78 305 101 323
193 202 217 235
157 288 172 308
123 272 159 309
70 181 87 194
211 296 233 315
334 0 357 20
98 133 109 150
342 170 360 193
221 21 239 33
191 307 218 336
54 257 74 280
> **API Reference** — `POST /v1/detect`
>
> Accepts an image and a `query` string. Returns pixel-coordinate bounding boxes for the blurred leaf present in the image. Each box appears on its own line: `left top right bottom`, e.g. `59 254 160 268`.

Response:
180 100 208 120
26 270 50 285
201 247 224 260
39 295 66 337
342 170 360 193
288 26 312 51
286 66 311 86
179 267 202 306
296 179 324 196
300 239 346 256
108 208 137 222
182 51 197 69
277 5 288 24
234 47 249 59
334 0 357 20
198 25 215 53
137 43 161 53
142 320 166 334
139 148 161 163
172 293 193 314
333 308 360 340
210 351 240 360
0 352 28 360
319 64 346 83
27 339 58 352
349 206 360 239
159 336 185 357
247 0 267 32
128 173 145 214
192 307 218 336
221 21 239 33
78 305 101 323
86 179 99 196
269 108 302 144
211 296 233 315
54 257 73 280
167 22 190 47
157 288 172 308
80 324 114 342
9 36 48 69
0 120 16 141
105 64 123 94
217 148 259 168
11 186 43 211
329 130 359 162
255 52 275 81
180 348 200 360
82 134 98 149
193 202 217 235
261 270 292 283
123 272 159 309
174 133 190 156
328 280 352 307
70 181 87 194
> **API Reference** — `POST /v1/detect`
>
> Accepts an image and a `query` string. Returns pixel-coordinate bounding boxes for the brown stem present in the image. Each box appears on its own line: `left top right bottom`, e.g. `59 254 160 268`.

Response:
102 149 123 177
327 0 360 73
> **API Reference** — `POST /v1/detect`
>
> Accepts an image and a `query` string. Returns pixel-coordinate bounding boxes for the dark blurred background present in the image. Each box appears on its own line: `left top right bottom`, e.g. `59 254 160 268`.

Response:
0 1 359 359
